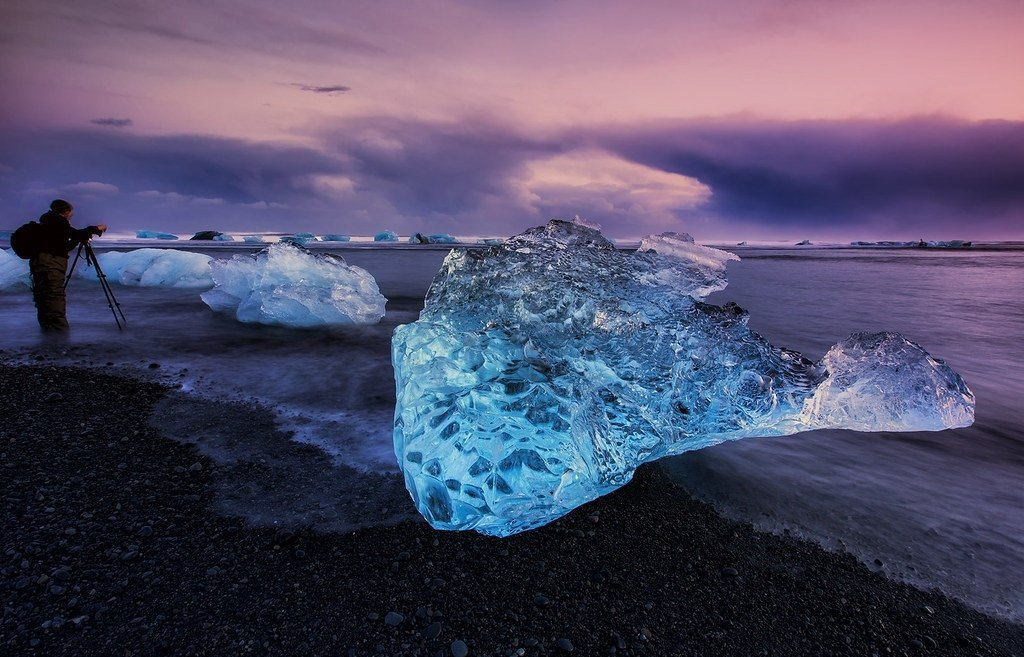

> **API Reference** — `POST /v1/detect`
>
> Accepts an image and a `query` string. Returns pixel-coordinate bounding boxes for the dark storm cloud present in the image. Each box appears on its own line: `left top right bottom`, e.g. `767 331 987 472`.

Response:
293 84 351 95
0 127 344 230
91 118 133 128
592 117 1024 234
321 118 574 216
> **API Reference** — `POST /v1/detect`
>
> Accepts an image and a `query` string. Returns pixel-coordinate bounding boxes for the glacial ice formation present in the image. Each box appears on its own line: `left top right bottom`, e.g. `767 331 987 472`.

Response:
213 233 235 242
323 234 351 242
0 248 31 291
280 232 318 245
201 242 386 327
392 220 975 537
242 235 266 244
135 230 179 240
74 249 214 288
375 230 399 242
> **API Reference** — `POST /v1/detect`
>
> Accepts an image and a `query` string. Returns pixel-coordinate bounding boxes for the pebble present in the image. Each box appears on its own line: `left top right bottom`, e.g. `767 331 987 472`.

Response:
533 594 550 607
425 621 442 640
451 639 469 657
909 638 925 649
45 392 63 402
189 462 203 472
139 525 153 537
922 635 938 649
384 611 404 626
721 567 739 577
557 637 574 652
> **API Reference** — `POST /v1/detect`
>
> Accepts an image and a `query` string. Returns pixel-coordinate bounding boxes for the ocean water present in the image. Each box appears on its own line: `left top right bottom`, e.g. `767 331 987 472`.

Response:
0 242 1021 623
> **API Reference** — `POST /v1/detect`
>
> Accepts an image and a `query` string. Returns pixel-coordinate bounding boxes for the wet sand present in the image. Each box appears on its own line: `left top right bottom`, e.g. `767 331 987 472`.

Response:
2 363 1021 656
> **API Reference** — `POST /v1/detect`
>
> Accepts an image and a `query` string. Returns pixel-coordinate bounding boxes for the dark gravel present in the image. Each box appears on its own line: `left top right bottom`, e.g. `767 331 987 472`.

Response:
2 363 1022 656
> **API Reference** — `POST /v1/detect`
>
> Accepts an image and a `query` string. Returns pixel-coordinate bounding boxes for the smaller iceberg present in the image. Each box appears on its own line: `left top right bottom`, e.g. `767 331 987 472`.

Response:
136 230 179 240
795 239 812 246
322 234 351 242
410 233 458 244
74 249 214 288
280 232 318 245
190 231 224 240
213 233 235 242
374 230 399 242
201 242 386 327
242 235 266 244
483 238 504 246
0 230 13 241
0 248 31 291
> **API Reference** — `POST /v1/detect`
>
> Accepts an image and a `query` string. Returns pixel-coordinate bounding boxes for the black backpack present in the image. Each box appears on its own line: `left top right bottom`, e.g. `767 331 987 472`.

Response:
10 221 43 259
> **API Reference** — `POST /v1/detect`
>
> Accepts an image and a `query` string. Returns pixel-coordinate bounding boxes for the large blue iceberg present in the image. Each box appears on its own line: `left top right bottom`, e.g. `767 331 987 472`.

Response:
73 248 213 288
392 220 975 537
201 242 386 327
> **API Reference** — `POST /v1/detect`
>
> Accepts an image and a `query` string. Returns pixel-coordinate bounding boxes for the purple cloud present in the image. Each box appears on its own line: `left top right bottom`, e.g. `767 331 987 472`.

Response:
91 118 133 128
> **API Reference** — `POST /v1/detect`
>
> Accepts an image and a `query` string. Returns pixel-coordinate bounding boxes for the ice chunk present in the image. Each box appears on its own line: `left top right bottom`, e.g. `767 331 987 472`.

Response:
242 235 266 244
411 233 460 244
0 248 31 291
136 230 179 240
796 239 812 245
374 230 399 242
280 232 318 245
190 230 224 240
74 248 213 288
392 219 975 537
213 233 235 242
201 242 386 327
323 234 351 242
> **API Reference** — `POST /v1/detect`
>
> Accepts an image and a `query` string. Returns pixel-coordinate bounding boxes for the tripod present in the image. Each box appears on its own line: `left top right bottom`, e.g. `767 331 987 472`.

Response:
65 240 127 330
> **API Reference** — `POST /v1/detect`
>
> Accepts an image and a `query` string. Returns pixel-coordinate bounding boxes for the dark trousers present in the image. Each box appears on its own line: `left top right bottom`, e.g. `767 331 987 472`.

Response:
30 253 70 331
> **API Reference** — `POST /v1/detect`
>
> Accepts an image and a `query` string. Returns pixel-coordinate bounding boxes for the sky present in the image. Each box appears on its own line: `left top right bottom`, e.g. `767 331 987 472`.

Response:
1 0 1022 240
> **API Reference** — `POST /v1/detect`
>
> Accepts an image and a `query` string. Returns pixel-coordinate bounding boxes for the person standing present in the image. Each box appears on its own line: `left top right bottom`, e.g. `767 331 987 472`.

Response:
30 199 107 331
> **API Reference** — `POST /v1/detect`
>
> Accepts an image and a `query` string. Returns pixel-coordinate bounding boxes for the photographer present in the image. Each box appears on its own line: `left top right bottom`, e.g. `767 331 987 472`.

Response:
31 199 107 331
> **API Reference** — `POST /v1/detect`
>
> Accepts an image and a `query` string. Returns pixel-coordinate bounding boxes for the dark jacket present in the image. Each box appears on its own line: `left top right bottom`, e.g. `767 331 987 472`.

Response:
37 211 102 257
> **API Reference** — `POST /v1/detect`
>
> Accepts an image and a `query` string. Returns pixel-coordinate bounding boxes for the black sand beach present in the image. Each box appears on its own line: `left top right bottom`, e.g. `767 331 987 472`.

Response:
2 362 1022 657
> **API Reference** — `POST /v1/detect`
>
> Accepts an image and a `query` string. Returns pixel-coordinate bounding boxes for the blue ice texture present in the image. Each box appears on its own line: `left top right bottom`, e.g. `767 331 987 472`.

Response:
242 235 266 244
135 230 179 240
374 230 399 242
392 220 976 537
323 234 351 242
0 248 31 291
73 248 213 288
201 242 386 327
213 233 235 242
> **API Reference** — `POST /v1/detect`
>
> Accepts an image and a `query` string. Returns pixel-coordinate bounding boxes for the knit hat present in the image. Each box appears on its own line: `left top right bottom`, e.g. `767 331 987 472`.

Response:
50 199 73 213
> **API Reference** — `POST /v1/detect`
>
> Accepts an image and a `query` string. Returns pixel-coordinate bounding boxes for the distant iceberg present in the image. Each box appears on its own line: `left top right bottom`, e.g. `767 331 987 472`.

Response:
374 230 399 242
74 248 213 288
190 231 225 240
201 242 386 327
242 235 266 244
0 248 31 291
392 220 975 537
410 232 460 244
280 232 318 245
213 233 235 242
136 230 179 240
322 234 351 242
795 239 812 245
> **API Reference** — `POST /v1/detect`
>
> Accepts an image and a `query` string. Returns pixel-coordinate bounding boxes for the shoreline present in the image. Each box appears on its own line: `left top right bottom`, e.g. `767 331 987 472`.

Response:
2 363 1021 656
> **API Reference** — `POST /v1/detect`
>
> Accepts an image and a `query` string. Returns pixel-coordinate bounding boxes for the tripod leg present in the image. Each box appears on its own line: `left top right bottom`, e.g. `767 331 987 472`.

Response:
64 243 85 290
85 243 126 330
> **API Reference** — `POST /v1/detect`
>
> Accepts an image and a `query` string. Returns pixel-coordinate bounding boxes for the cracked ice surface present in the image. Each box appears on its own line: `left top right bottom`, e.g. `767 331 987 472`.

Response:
201 242 386 327
392 220 975 537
